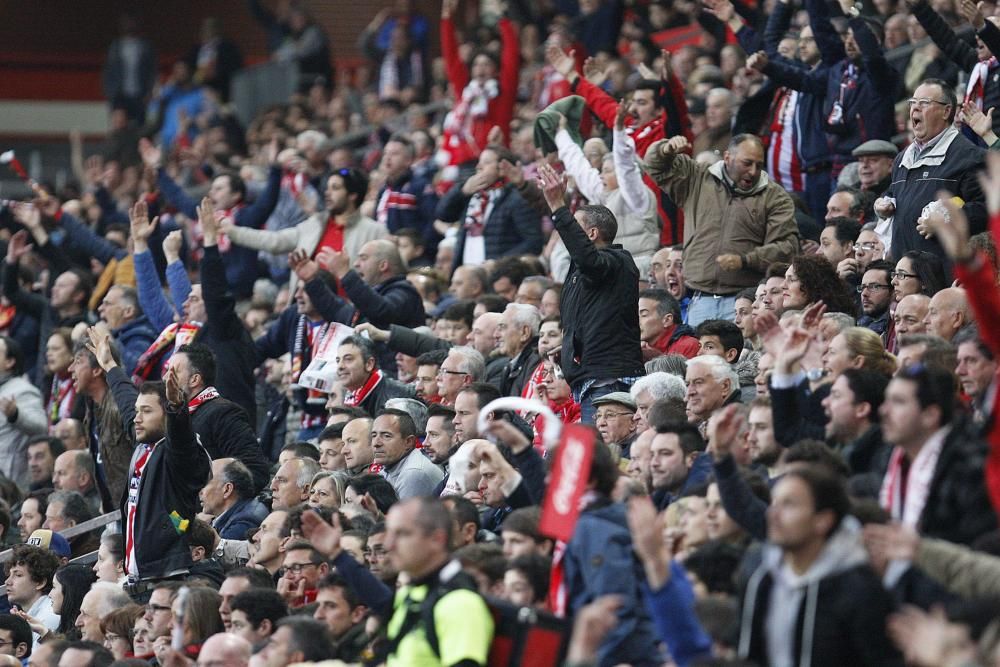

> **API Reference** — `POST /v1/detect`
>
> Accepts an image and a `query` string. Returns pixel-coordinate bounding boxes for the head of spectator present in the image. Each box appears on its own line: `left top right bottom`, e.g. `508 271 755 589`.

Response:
455 542 506 596
380 134 415 183
57 641 112 667
469 312 503 360
4 544 60 612
954 329 997 405
217 567 275 633
540 285 562 319
98 605 143 660
96 286 143 333
742 395 778 466
823 369 889 447
593 393 637 446
649 422 703 498
27 437 64 489
438 347 486 407
229 589 286 648
719 134 763 192
706 88 735 132
856 259 895 321
54 419 87 452
44 490 92 533
650 246 685 300
500 507 552 559
630 373 686 433
685 356 739 425
450 266 488 301
825 187 867 223
76 582 131 643
503 554 551 609
133 381 168 445
341 418 374 473
893 294 930 336
279 541 328 606
196 633 252 667
762 263 789 315
277 441 320 467
852 140 898 191
370 409 418 468
384 397 428 437
17 491 47 539
637 288 685 348
201 458 255 518
923 287 971 342
767 465 850 568
453 383 501 443
822 327 897 378
425 404 457 465
249 510 290 575
892 251 946 303
395 227 426 268
52 451 95 496
336 335 379 395
324 167 367 218
269 457 320 511
852 224 886 273
312 572 367 641
495 303 540 360
626 79 664 125
895 334 957 376
708 473 768 544
354 240 407 288
490 256 530 301
308 471 346 510
437 301 475 346
382 496 454 582
515 276 552 310
442 496 480 549
820 218 861 267
257 617 335 667
51 563 96 638
784 255 857 315
48 270 92 321
696 320 744 365
316 424 346 472
172 586 223 649
537 316 563 359
168 343 217 401
733 288 756 343
909 78 956 145
0 615 31 659
93 534 124 584
880 364 955 457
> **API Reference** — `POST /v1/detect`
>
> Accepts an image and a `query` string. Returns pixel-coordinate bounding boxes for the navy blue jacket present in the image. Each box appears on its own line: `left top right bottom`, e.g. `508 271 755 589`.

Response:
254 307 327 423
377 168 440 258
437 183 544 270
157 165 282 297
213 497 268 540
114 316 157 377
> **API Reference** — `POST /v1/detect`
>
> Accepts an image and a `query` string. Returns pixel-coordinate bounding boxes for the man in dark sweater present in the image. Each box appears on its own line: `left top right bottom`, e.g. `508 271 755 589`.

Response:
536 164 645 424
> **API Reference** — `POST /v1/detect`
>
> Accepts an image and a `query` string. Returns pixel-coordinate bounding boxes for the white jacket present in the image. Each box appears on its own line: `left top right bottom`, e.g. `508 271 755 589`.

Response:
0 374 47 488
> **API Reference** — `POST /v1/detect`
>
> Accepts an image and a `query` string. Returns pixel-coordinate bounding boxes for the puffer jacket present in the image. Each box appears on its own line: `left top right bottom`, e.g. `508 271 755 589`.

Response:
643 146 798 294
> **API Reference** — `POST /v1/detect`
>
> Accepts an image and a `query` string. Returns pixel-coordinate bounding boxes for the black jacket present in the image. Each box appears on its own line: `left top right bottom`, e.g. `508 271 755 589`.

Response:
770 377 829 447
498 341 541 397
305 273 425 375
919 418 998 545
437 183 544 269
886 127 987 262
109 367 211 581
357 376 417 418
191 396 271 493
552 207 644 386
255 308 327 423
195 246 258 425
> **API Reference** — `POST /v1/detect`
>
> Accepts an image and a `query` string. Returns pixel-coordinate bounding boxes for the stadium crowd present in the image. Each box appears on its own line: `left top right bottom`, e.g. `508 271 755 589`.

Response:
3 0 1000 664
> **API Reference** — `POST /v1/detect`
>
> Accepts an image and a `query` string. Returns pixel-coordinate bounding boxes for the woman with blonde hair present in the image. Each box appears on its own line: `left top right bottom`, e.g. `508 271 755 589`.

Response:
823 327 897 379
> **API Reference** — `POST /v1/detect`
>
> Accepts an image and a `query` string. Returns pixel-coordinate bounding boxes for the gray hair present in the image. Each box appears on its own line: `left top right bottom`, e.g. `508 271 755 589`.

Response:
688 354 739 390
821 312 856 335
644 354 688 378
294 457 322 489
449 346 485 381
504 303 541 337
91 581 133 618
385 397 429 434
631 372 687 402
297 130 330 151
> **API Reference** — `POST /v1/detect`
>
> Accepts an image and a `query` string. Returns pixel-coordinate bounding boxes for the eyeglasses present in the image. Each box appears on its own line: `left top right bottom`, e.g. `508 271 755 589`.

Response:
891 270 918 280
857 284 891 293
436 368 468 377
594 410 634 421
280 562 318 575
852 242 879 252
907 98 950 109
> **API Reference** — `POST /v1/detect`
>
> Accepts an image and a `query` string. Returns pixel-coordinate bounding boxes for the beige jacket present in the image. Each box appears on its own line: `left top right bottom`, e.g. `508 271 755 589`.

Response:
225 212 388 292
643 142 798 294
915 537 1000 601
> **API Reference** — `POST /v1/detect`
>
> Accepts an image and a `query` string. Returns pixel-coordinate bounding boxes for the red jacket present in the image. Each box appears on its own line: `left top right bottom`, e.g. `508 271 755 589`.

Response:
953 212 1000 522
440 16 519 164
650 325 701 359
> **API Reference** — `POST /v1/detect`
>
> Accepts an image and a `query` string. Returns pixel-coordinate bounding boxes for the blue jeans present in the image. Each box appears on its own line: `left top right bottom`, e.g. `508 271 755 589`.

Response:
686 294 738 328
575 379 636 425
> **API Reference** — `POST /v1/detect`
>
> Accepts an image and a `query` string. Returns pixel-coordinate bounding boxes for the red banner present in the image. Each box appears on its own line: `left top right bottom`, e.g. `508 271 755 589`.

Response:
539 424 596 542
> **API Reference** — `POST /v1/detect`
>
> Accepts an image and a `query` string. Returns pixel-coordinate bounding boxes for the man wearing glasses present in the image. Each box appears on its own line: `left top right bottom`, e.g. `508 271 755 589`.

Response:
277 542 329 608
875 79 986 260
857 260 896 348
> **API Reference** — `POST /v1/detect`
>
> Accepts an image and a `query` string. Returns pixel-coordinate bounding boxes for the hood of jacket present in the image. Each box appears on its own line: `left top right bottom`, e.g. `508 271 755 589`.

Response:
708 160 771 197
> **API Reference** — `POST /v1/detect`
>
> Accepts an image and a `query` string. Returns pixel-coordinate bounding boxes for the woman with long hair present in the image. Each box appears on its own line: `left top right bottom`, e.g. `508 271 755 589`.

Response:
782 255 857 315
44 328 78 426
891 250 946 302
52 563 97 639
822 327 897 378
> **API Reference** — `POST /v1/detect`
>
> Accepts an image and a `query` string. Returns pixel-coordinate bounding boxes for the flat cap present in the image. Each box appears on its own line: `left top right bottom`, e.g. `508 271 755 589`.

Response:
851 139 898 158
592 392 637 411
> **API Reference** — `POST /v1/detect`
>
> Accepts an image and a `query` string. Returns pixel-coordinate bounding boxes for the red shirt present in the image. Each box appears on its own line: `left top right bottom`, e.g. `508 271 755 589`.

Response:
315 218 345 256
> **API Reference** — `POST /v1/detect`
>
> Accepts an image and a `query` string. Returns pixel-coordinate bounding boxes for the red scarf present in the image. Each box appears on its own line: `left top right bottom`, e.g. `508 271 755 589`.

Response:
48 373 76 424
345 370 384 407
133 322 201 384
188 386 220 413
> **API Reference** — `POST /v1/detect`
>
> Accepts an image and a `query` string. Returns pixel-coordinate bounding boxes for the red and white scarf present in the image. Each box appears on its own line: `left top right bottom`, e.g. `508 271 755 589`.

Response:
463 180 505 237
344 369 384 408
965 57 999 108
879 430 946 527
188 386 220 413
48 374 76 425
439 78 499 171
133 322 201 384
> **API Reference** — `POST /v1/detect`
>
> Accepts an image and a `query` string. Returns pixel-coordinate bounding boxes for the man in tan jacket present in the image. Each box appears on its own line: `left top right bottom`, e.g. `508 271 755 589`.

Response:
643 134 798 327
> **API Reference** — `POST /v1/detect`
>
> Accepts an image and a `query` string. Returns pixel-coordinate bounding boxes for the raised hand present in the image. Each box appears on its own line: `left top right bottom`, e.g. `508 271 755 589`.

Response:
960 0 986 28
658 49 673 81
614 101 628 132
85 326 118 372
316 246 351 278
266 138 280 165
198 197 219 247
129 199 159 251
163 230 183 264
13 203 42 232
961 101 997 143
5 230 32 264
139 138 163 170
536 163 568 212
545 43 578 80
288 249 319 282
582 56 606 85
165 365 186 407
658 135 691 156
746 51 769 73
703 0 736 22
498 156 524 187
708 403 743 462
800 300 828 331
301 509 344 558
565 596 624 664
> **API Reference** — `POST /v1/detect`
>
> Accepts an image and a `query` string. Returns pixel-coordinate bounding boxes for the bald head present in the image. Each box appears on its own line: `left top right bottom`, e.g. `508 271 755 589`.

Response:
357 240 406 284
894 293 930 336
925 287 970 341
199 633 252 667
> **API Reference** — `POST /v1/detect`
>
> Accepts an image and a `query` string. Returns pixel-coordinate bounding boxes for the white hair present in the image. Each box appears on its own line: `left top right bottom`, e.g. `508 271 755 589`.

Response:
631 372 686 402
90 581 132 618
296 130 329 151
293 457 321 489
449 346 485 381
504 303 541 336
688 355 739 391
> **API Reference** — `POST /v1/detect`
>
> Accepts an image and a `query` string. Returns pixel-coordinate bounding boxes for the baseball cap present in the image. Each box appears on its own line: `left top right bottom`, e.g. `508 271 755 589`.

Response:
27 529 72 559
